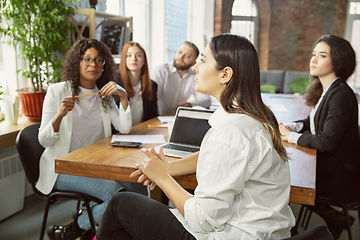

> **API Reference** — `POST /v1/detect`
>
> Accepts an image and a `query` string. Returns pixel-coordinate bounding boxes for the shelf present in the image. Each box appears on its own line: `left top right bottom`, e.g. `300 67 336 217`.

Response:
67 8 133 43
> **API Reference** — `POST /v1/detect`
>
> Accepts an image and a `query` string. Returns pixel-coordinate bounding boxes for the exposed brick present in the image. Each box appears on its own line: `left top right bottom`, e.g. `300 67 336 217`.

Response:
214 0 348 71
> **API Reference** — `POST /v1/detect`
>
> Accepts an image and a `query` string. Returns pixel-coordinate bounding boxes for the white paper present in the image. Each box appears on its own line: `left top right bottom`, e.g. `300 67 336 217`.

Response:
268 104 289 112
111 135 165 144
157 116 175 123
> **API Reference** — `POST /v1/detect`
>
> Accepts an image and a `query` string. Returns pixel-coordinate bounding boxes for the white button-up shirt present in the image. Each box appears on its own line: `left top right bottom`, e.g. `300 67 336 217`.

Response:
171 107 295 240
150 62 211 115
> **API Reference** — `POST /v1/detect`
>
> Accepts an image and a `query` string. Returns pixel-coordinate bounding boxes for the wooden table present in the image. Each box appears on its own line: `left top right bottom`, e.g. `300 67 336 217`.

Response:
0 116 39 149
56 94 316 205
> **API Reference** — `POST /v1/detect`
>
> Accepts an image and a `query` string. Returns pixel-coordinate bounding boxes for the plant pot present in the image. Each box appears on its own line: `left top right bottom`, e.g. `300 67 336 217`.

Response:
17 90 46 122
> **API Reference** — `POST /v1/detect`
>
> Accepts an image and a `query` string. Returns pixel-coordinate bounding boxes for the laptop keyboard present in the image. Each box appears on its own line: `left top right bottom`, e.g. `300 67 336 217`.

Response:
163 143 199 153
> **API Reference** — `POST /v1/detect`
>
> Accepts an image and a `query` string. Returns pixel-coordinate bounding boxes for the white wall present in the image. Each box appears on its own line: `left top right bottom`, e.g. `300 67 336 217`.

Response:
149 0 167 71
187 0 215 58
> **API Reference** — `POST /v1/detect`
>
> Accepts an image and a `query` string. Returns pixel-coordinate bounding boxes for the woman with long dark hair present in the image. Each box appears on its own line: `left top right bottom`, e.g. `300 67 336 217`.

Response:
94 34 295 240
118 41 158 126
38 38 133 240
280 35 360 239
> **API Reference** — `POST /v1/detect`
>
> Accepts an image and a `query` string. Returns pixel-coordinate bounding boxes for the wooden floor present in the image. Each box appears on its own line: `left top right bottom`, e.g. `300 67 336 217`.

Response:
0 195 359 240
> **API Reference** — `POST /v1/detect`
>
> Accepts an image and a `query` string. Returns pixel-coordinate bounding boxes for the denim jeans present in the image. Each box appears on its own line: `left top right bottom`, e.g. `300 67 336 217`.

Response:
96 192 196 240
54 174 147 230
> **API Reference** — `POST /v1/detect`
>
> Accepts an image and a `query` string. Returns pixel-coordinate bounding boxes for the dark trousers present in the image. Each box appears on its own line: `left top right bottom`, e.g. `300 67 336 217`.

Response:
96 192 196 240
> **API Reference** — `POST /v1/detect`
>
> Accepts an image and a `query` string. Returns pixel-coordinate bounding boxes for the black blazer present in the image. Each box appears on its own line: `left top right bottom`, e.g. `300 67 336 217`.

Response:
141 80 158 122
116 76 158 122
297 78 360 204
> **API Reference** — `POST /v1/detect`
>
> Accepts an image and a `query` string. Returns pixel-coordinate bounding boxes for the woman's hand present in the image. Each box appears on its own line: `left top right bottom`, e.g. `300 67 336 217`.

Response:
99 81 127 99
130 147 170 190
99 81 128 109
52 94 75 132
279 123 291 141
58 94 75 117
130 169 157 190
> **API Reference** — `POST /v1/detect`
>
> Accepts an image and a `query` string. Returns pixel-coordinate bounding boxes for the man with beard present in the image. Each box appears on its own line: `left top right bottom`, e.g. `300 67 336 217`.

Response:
150 41 211 115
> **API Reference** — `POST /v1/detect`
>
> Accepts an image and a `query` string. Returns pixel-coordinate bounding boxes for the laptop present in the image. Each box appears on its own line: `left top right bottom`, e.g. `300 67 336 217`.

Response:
155 107 214 158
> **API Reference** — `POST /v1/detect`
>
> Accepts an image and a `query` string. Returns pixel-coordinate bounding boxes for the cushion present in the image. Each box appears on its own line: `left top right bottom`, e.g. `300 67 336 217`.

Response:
287 75 313 95
284 71 310 94
260 84 278 93
260 70 285 93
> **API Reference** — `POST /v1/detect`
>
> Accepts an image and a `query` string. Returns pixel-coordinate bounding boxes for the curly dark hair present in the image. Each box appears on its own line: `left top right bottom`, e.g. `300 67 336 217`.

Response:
62 38 117 109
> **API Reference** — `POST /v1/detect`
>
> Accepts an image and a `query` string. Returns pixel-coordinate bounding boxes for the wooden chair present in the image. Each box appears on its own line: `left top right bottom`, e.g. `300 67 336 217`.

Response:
16 123 103 240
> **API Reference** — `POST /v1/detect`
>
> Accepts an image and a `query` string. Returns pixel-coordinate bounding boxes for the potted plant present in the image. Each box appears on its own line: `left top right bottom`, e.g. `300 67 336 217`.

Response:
0 0 78 121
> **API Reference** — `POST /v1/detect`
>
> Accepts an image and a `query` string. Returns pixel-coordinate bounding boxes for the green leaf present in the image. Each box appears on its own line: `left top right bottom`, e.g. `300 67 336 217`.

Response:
0 0 80 91
287 75 314 95
261 84 279 94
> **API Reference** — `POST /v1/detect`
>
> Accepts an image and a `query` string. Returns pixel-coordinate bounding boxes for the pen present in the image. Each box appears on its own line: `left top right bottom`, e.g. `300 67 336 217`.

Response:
148 125 167 128
74 93 99 98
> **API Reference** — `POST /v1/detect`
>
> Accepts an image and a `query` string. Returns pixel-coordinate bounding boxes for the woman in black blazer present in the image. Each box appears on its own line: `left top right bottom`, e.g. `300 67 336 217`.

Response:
117 41 158 126
280 35 360 239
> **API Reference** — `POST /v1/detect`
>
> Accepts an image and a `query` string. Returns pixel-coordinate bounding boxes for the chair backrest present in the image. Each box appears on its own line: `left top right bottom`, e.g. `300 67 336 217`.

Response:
284 225 334 240
16 123 44 188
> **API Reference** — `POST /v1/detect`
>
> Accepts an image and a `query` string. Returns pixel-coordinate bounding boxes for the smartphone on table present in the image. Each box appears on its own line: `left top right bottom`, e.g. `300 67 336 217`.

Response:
110 141 142 148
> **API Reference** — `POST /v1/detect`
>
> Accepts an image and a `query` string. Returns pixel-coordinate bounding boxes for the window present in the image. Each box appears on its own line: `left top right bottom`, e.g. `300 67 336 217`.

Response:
230 0 258 48
350 2 360 14
346 1 360 89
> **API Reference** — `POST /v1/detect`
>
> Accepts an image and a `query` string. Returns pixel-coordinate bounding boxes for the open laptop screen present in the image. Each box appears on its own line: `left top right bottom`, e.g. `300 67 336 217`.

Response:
169 108 213 146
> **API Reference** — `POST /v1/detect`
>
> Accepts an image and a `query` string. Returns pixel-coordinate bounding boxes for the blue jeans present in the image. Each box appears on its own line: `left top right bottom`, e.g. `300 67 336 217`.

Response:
96 192 196 240
54 174 147 230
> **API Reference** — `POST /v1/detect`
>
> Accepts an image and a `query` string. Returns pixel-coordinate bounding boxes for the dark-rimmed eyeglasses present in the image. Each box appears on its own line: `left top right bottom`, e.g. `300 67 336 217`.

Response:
81 57 105 67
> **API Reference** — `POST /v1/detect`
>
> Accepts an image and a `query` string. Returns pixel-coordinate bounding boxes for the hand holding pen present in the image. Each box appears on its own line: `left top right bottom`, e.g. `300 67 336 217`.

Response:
58 94 75 117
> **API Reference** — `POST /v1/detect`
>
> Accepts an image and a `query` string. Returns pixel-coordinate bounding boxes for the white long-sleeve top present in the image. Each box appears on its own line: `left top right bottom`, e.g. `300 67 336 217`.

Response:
150 62 211 115
37 82 131 194
171 107 295 240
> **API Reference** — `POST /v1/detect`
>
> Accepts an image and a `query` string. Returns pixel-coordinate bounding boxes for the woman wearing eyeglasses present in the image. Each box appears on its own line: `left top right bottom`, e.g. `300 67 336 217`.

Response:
37 38 133 240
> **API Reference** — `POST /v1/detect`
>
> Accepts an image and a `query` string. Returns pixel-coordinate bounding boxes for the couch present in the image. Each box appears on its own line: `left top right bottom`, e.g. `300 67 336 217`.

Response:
260 70 310 94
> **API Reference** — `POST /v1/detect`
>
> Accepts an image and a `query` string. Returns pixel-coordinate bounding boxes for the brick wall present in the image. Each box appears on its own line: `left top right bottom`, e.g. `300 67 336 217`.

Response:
267 0 347 71
214 0 348 71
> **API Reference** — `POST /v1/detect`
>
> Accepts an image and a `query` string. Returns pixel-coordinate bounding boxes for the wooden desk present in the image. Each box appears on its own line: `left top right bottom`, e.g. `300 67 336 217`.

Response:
0 116 38 149
56 94 316 205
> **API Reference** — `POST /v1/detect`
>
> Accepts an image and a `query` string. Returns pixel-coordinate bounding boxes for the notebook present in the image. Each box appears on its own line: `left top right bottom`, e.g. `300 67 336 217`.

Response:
155 107 214 158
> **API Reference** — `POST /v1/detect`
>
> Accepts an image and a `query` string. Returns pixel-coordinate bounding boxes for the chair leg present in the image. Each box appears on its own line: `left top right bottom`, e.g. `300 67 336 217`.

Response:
291 204 305 236
303 207 313 230
82 201 97 233
341 205 353 240
76 200 81 211
39 198 54 240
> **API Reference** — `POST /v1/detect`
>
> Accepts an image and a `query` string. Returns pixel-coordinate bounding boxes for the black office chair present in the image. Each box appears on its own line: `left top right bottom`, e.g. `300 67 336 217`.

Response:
292 197 360 240
283 225 334 240
16 123 103 240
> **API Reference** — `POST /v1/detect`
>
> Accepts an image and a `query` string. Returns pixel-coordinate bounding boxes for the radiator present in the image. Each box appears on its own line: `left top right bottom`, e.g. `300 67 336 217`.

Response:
0 145 25 221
